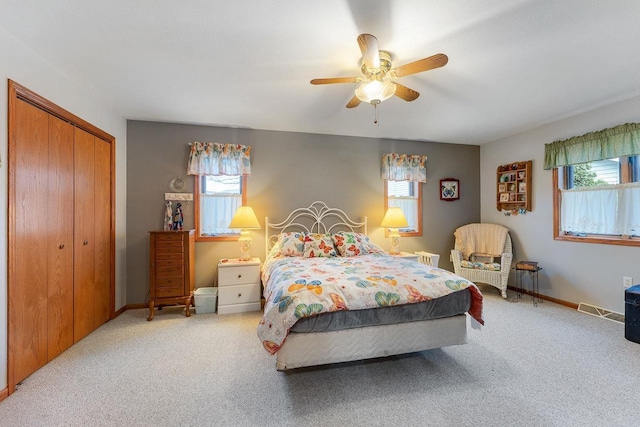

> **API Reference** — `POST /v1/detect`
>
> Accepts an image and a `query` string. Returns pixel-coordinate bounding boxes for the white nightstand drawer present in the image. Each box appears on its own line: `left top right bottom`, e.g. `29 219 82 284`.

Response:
218 283 261 305
218 265 260 286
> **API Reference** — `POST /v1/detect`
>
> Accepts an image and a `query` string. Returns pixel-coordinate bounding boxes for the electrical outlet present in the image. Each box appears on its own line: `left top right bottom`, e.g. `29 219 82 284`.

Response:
623 276 633 288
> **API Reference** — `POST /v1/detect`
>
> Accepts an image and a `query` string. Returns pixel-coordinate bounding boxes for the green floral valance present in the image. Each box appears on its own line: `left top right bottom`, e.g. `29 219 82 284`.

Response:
544 123 640 170
381 153 428 182
187 142 252 176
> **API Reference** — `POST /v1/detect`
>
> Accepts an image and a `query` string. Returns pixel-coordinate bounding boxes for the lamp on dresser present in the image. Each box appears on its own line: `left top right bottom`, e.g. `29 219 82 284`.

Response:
229 206 261 261
380 206 409 255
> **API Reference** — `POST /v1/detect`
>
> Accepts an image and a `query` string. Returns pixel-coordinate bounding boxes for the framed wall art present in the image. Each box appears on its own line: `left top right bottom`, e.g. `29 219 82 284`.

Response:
440 178 459 201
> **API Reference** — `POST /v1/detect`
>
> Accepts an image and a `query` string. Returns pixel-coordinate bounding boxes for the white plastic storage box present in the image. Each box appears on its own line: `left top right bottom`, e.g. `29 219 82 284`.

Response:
194 287 218 314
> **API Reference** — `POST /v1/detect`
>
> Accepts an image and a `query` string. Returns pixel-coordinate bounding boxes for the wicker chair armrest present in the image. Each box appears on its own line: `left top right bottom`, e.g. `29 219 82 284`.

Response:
500 252 513 271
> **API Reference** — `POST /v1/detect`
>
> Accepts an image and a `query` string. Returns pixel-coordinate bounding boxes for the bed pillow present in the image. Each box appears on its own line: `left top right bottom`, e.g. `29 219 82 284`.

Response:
274 232 306 257
303 233 337 257
332 232 383 256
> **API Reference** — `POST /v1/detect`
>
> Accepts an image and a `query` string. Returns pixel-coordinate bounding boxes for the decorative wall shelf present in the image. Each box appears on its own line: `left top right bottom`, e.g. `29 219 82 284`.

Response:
496 160 532 212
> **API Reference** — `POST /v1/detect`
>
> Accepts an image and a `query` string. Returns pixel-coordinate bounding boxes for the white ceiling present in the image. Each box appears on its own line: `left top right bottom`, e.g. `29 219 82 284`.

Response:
2 0 640 145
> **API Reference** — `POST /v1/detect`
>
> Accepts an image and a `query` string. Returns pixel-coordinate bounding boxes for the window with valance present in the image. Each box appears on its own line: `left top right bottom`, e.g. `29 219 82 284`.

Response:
546 123 640 244
187 142 252 176
381 153 427 236
188 142 252 240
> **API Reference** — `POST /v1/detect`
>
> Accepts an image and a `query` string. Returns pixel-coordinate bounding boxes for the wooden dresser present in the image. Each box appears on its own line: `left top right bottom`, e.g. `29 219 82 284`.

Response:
148 230 195 321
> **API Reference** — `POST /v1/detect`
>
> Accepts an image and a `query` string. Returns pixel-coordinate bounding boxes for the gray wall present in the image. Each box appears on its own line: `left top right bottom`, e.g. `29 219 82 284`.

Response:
481 94 640 313
127 120 480 305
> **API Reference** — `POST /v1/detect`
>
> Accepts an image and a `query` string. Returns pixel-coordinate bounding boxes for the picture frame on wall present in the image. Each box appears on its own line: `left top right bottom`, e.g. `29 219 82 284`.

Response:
440 178 460 201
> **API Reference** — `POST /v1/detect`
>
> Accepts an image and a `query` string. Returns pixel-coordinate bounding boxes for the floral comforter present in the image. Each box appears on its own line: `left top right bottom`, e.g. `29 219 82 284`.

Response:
257 253 484 354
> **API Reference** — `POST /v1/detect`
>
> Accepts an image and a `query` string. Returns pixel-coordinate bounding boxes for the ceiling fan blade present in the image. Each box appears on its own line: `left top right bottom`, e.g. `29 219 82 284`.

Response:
391 53 448 77
346 96 361 108
357 33 380 68
394 83 420 102
310 77 359 85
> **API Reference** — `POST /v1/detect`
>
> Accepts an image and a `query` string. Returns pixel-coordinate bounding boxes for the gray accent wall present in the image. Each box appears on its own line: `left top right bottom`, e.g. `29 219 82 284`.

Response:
127 120 480 305
480 94 640 313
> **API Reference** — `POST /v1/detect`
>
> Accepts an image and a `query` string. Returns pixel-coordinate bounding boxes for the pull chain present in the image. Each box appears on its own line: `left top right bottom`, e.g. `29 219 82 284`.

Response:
374 103 379 125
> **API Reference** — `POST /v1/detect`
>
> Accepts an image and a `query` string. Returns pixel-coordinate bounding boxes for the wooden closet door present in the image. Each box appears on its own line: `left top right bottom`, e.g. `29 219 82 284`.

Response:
73 127 96 342
94 137 112 327
10 99 50 384
47 115 75 360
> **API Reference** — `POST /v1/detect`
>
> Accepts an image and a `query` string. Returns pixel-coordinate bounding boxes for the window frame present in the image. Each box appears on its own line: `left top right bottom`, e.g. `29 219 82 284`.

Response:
194 175 247 242
552 157 640 247
384 179 422 237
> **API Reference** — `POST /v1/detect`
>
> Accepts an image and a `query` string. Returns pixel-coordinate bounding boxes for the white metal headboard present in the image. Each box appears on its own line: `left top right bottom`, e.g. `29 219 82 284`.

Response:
265 201 368 253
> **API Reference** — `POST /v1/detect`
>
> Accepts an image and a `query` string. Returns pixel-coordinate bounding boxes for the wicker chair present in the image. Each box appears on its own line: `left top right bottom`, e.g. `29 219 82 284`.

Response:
451 224 513 298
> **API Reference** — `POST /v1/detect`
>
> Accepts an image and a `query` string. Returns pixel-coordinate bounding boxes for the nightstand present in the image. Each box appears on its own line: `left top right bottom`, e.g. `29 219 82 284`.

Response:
217 258 262 314
388 252 419 261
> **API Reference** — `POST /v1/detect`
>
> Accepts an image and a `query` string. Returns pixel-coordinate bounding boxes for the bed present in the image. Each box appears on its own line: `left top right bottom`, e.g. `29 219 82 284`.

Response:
257 201 484 370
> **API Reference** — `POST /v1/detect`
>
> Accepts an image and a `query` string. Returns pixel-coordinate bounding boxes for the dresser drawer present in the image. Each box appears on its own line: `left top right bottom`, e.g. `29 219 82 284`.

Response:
156 264 184 277
218 265 260 286
155 233 184 242
218 283 261 305
155 276 185 287
155 284 184 298
155 253 184 262
156 241 184 252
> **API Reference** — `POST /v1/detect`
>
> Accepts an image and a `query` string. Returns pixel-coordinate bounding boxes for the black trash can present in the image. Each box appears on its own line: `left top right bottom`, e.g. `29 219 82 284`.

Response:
625 285 640 344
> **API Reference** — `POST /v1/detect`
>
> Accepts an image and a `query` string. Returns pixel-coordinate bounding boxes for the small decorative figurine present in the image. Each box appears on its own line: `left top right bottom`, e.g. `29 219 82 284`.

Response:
173 202 183 230
164 201 173 231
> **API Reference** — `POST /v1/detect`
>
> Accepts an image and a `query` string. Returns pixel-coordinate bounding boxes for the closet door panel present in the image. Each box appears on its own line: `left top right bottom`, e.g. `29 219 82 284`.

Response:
73 127 96 343
11 99 49 383
94 137 111 327
47 115 75 360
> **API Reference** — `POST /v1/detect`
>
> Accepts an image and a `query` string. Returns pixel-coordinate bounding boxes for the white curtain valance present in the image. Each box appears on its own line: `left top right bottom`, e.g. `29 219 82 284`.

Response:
381 153 428 182
187 142 252 176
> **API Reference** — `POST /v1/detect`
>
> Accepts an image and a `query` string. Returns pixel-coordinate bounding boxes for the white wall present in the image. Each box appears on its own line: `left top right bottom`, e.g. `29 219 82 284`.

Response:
0 25 127 391
481 95 640 313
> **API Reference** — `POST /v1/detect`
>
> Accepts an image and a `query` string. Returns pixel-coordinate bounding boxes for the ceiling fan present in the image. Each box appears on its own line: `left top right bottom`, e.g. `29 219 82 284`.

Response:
311 33 448 117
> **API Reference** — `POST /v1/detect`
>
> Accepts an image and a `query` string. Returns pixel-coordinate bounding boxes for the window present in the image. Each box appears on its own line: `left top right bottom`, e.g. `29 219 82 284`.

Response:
195 175 247 241
553 155 640 245
384 180 422 236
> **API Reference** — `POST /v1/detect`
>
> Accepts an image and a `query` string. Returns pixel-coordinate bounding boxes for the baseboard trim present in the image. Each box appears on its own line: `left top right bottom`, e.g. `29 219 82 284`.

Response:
114 305 126 318
0 387 8 402
507 286 578 309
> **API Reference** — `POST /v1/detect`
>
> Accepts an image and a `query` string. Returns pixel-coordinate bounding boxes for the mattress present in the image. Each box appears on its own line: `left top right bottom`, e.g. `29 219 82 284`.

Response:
258 252 483 354
291 288 471 333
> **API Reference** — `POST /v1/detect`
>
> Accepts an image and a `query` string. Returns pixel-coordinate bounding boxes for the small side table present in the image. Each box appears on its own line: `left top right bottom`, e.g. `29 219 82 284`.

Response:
515 263 543 306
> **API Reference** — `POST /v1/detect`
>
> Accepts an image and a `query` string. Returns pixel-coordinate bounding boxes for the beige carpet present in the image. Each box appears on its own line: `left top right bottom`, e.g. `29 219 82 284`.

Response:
1 286 638 426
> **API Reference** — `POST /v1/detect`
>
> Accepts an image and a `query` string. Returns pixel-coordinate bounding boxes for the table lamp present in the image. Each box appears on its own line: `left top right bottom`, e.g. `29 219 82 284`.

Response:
380 207 408 255
229 206 261 261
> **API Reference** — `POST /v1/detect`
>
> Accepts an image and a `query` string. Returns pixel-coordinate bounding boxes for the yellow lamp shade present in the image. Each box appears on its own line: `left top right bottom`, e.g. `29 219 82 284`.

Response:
229 206 261 229
380 207 408 228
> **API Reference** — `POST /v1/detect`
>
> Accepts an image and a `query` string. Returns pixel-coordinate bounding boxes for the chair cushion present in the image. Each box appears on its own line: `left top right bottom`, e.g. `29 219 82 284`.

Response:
460 260 502 271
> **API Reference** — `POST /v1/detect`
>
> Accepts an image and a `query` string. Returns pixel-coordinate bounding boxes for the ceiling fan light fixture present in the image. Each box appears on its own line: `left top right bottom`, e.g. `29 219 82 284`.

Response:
355 79 396 105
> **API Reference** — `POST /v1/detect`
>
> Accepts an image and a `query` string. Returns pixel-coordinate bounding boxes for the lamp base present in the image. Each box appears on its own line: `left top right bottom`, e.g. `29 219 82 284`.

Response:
238 230 251 261
388 228 401 255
